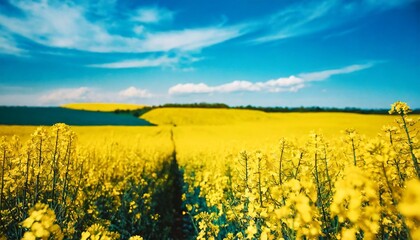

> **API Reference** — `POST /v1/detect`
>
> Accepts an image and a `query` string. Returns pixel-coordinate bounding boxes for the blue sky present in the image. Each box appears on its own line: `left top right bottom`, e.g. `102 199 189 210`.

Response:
0 0 419 108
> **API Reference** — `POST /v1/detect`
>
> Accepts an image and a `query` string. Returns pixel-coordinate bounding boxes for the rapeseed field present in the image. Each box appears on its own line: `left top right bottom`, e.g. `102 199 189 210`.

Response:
62 103 146 112
0 101 419 239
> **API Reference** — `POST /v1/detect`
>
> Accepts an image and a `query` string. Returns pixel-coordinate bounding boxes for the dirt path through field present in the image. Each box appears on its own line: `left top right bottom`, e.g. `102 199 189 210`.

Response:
153 128 192 239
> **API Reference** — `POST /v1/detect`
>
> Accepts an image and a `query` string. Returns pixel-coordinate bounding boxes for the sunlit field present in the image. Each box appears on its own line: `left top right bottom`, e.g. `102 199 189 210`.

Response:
1 102 420 239
0 110 409 156
61 103 146 112
1 0 418 238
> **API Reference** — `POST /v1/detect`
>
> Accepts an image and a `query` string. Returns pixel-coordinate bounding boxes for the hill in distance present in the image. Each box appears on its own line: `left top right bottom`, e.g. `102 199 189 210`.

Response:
61 102 147 112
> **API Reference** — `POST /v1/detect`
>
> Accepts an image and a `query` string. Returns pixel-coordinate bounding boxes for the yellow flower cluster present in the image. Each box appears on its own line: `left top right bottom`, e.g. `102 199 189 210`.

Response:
398 179 420 239
389 101 412 115
0 123 173 239
330 166 380 239
21 203 63 240
0 101 419 239
81 224 119 240
181 101 419 239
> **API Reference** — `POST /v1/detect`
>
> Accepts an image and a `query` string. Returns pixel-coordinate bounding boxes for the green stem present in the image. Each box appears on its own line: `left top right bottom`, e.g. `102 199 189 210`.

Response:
23 152 30 209
51 128 60 208
313 136 328 229
257 154 263 207
400 114 420 178
34 138 43 204
322 146 333 195
279 140 285 185
294 152 303 179
0 148 6 210
351 138 357 166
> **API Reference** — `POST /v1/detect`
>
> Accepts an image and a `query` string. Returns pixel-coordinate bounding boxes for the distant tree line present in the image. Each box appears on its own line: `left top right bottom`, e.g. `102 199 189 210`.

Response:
232 105 417 114
114 103 420 117
113 103 230 117
114 107 153 117
161 102 230 108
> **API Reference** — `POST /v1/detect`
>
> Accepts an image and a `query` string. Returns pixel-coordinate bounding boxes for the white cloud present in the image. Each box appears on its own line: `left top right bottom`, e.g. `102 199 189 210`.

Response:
132 7 174 24
0 1 117 52
323 27 358 39
85 0 117 16
298 63 374 81
0 1 245 54
0 32 23 55
88 55 178 69
133 25 145 35
218 81 260 92
252 0 414 43
178 67 195 72
119 87 153 98
0 0 414 57
39 87 97 104
169 83 213 94
169 63 374 95
253 1 336 43
0 93 42 106
352 0 415 11
169 76 305 95
141 26 244 52
261 77 304 90
37 86 155 105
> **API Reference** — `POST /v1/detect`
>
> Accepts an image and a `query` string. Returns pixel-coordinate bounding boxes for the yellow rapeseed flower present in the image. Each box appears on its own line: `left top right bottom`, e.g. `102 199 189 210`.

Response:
389 101 412 115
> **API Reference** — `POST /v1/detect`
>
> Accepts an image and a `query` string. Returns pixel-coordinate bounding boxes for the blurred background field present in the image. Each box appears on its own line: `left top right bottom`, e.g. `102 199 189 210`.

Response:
1 103 419 239
2 108 416 162
61 103 147 112
0 106 153 126
0 111 407 143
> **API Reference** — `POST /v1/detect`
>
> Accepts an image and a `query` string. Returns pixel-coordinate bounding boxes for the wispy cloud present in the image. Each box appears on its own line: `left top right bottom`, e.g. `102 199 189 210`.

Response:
351 0 416 11
0 93 42 106
132 7 174 24
39 87 97 104
169 63 375 95
88 55 178 69
119 86 153 98
253 1 336 43
252 0 414 43
0 1 245 54
140 26 245 52
0 0 412 70
0 31 23 55
37 86 155 105
0 0 414 55
0 1 116 52
298 63 374 81
0 85 43 105
85 0 118 17
168 77 305 95
323 27 358 40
